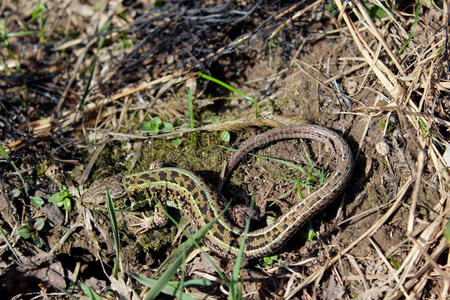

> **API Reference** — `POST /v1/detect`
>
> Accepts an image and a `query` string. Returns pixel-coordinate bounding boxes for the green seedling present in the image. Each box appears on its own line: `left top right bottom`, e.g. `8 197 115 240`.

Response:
210 116 230 143
261 254 279 267
30 195 45 207
18 218 46 248
172 138 182 147
306 221 316 242
118 32 132 49
48 185 74 212
389 256 401 270
140 116 175 135
1 16 10 47
220 131 230 143
140 116 181 146
31 0 49 44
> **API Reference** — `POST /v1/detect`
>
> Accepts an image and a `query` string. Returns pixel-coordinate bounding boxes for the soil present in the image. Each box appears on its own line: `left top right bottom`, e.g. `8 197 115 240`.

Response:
0 1 448 299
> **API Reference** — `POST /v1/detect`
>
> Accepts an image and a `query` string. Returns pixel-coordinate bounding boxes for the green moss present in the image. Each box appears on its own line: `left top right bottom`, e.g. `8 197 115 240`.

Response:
377 117 395 133
366 188 383 209
116 217 178 253
133 132 227 174
137 226 178 252
85 127 230 254
35 163 46 178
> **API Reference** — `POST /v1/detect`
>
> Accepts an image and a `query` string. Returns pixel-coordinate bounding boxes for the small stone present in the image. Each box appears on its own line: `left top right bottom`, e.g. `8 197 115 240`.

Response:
376 140 390 156
346 80 358 95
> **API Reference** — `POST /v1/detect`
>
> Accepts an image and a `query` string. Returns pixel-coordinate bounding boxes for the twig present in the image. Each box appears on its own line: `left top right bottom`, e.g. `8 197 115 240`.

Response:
286 176 413 299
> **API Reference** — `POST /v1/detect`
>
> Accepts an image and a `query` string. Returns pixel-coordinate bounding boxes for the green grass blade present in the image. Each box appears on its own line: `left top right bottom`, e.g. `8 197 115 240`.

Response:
219 145 319 183
105 189 122 277
0 228 21 262
230 194 254 300
146 201 232 299
154 203 231 284
395 0 420 57
80 21 111 107
296 168 303 200
174 251 186 299
132 273 199 300
187 87 195 145
0 145 28 196
198 72 258 117
144 253 190 300
80 283 102 300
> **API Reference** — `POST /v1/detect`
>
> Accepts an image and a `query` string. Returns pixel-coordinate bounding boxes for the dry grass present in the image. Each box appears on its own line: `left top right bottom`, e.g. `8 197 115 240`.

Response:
0 0 448 299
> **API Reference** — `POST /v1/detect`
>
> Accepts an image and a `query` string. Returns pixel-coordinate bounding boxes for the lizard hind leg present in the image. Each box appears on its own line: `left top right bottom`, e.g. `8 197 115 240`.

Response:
129 202 169 234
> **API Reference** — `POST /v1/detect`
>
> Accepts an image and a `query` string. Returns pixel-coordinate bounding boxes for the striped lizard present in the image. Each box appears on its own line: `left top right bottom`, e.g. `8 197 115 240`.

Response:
81 124 354 258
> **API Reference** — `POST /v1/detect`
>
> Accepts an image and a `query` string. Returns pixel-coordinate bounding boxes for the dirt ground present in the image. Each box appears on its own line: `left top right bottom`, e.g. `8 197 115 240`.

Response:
0 1 449 299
